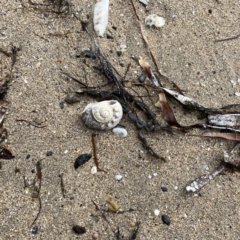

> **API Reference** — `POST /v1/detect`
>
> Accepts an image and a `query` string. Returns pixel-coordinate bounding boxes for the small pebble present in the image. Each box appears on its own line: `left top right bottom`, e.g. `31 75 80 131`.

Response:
162 215 171 225
59 102 64 109
46 151 53 156
112 26 117 30
74 154 92 169
138 73 147 83
154 209 160 216
72 225 86 235
235 92 240 96
161 187 168 192
153 173 157 177
148 175 152 179
31 169 35 174
31 226 38 235
115 175 123 181
174 186 178 190
112 127 128 138
83 50 96 59
64 150 68 154
26 154 31 159
91 166 97 174
107 34 114 39
92 232 99 239
117 51 122 56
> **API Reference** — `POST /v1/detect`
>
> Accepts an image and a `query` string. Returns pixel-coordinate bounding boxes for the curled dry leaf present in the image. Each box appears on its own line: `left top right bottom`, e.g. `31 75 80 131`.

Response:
139 56 159 87
157 93 181 127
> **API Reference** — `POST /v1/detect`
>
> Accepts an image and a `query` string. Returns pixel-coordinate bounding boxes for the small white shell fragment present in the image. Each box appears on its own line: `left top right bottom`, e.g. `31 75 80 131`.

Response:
154 209 160 216
94 0 109 36
112 127 128 138
145 14 165 28
235 92 240 96
139 0 149 5
91 166 97 174
153 173 157 177
81 100 123 130
115 175 123 181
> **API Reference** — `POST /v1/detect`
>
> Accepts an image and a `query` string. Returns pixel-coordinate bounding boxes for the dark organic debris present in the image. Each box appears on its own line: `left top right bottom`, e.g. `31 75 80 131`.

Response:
83 49 96 59
16 119 47 128
31 160 42 227
138 131 166 161
208 114 240 128
130 222 141 240
215 34 240 43
161 215 171 225
74 154 92 169
64 92 83 104
0 148 15 159
193 131 240 141
72 225 86 235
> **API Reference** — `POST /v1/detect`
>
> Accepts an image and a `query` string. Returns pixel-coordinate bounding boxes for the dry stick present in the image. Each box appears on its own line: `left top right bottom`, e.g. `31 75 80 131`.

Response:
16 119 47 128
91 133 107 173
215 34 240 43
31 160 42 227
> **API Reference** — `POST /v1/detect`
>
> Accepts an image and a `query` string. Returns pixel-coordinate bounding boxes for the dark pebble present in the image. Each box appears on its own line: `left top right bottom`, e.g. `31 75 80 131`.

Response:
162 215 171 225
59 102 64 109
46 151 53 156
107 34 114 39
83 50 96 59
31 226 38 235
117 51 122 56
161 187 168 192
31 169 35 174
138 73 147 83
72 225 86 235
26 154 31 159
74 154 92 169
112 26 117 30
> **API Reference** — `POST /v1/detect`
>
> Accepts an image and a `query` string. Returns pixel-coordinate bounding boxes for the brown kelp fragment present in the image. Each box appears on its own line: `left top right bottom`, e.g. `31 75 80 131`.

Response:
208 114 240 128
92 133 107 173
157 93 181 128
31 160 42 227
107 195 120 212
59 173 66 198
0 148 15 159
130 222 141 240
139 57 159 87
72 225 86 235
138 131 166 161
195 131 240 141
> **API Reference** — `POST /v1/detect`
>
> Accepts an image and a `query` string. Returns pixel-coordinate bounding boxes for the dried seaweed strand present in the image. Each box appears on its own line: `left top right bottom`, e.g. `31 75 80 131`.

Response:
16 119 47 128
31 160 42 227
215 34 240 42
59 173 66 198
91 133 107 173
0 48 12 57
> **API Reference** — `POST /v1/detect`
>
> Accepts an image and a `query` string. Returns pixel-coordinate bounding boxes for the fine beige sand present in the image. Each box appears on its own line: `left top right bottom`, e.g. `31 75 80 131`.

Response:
1 0 240 239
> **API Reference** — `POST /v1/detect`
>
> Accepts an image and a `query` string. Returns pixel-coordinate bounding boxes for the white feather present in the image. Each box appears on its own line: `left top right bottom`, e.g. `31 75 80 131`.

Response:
94 0 109 37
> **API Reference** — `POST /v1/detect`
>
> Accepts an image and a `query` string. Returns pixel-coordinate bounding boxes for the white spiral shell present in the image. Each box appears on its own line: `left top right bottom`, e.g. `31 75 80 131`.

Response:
81 100 123 130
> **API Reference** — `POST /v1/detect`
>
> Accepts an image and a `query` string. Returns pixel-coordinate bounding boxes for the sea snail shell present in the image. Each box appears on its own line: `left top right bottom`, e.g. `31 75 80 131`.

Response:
81 100 123 130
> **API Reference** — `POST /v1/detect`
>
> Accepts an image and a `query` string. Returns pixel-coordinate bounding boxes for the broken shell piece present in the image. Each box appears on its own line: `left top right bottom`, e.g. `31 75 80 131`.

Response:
145 14 165 28
139 0 149 5
115 174 123 181
94 0 109 36
112 127 128 138
81 100 123 130
107 195 120 212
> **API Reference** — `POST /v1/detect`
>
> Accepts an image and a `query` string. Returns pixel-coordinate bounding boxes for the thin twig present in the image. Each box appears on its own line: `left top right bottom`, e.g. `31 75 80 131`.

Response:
16 119 47 128
215 34 240 42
